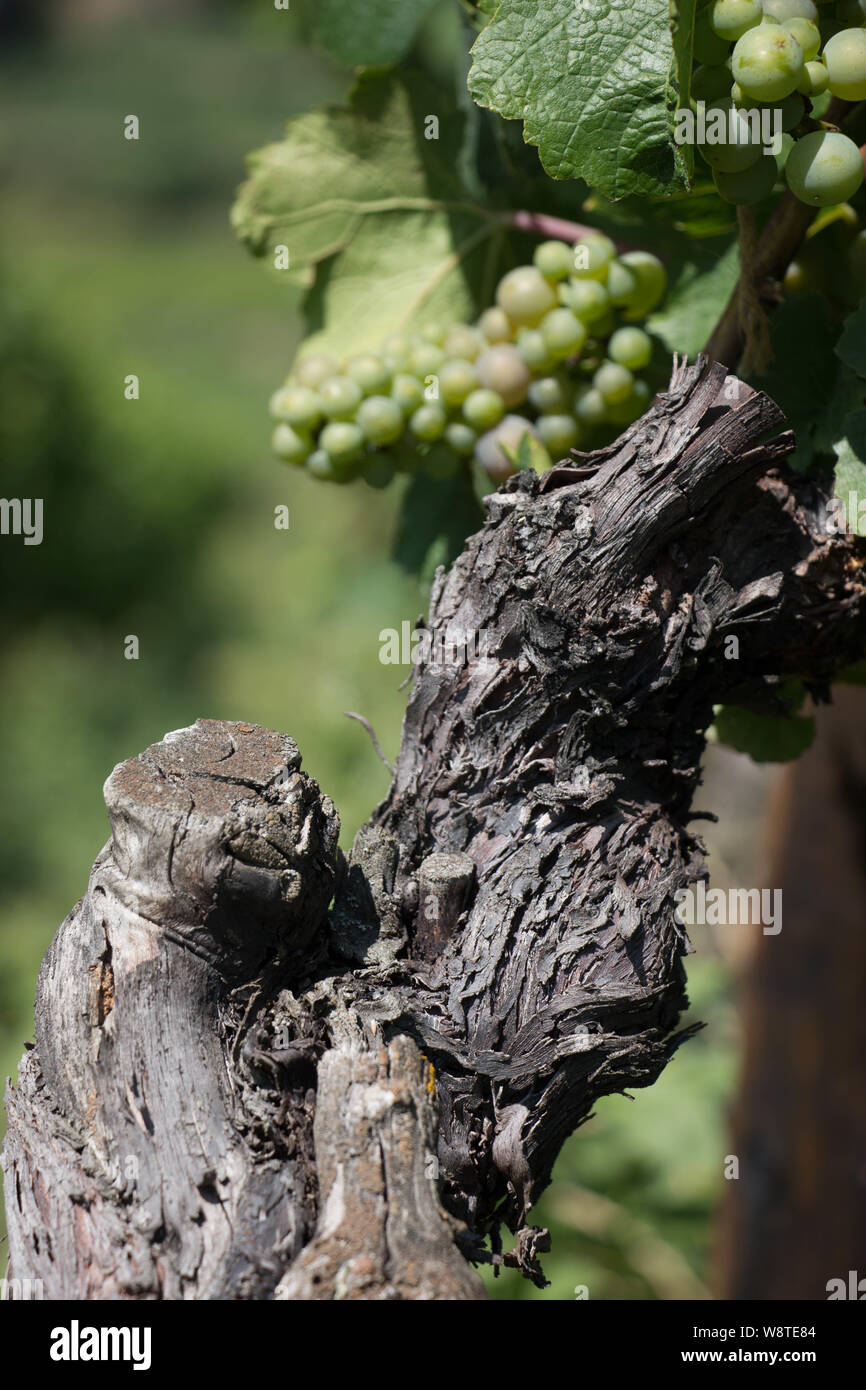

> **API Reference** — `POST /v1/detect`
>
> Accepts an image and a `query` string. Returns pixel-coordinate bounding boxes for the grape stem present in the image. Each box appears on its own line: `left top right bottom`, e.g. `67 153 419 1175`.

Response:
506 209 633 251
705 98 856 372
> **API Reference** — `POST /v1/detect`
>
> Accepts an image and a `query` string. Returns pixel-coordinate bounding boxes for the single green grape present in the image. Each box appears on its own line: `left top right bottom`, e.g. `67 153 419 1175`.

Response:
270 384 323 430
478 306 514 342
438 358 480 406
781 17 819 60
536 414 581 453
768 90 807 129
731 22 805 101
496 265 559 325
319 375 363 420
474 415 536 483
617 251 668 319
528 376 569 412
409 402 448 442
574 386 608 428
608 326 653 370
476 344 532 406
692 63 737 104
710 0 762 42
420 323 447 345
572 233 617 281
515 329 555 371
381 333 412 368
713 151 778 201
320 420 365 464
786 129 865 205
346 354 391 395
824 29 866 101
606 260 640 306
294 353 338 390
463 388 506 431
540 307 588 360
594 361 635 405
762 0 816 19
559 277 610 323
306 448 342 482
409 343 446 377
391 373 426 415
798 59 829 94
361 455 396 489
695 7 733 62
699 103 764 172
272 422 313 465
533 239 576 281
356 395 405 445
444 421 477 456
443 324 484 361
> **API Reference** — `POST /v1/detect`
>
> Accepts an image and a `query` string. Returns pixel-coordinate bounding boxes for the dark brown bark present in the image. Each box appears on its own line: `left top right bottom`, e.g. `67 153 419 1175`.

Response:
4 356 866 1299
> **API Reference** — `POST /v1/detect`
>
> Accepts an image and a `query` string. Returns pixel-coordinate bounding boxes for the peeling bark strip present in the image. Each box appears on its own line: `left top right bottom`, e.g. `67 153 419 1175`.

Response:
4 357 866 1299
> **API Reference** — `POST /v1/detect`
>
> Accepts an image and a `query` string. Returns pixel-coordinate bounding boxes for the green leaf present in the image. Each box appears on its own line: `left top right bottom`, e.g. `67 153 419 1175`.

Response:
836 298 866 379
468 0 693 199
832 408 866 538
307 0 440 68
232 70 507 358
649 239 738 357
392 467 485 577
712 704 815 763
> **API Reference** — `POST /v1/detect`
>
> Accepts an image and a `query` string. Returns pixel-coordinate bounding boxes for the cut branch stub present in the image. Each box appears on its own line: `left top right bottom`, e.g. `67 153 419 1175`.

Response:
5 357 866 1299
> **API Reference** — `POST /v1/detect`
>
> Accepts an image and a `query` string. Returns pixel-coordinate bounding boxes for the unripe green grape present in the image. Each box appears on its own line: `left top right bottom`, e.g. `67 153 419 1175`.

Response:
559 277 610 322
591 308 617 338
606 259 640 305
617 251 668 319
320 420 364 464
692 63 737 103
420 323 446 345
319 374 363 419
762 0 816 18
443 324 483 361
474 415 536 483
391 373 426 414
713 151 778 201
476 344 532 406
381 333 412 367
783 258 808 290
346 353 391 395
574 386 608 428
699 103 765 171
294 353 338 390
272 422 313 465
695 7 733 62
540 307 588 359
409 402 448 442
786 129 865 204
356 394 404 445
438 358 480 406
535 413 580 453
781 16 819 58
495 265 559 325
463 388 506 430
515 328 555 371
606 379 652 426
594 361 635 405
306 448 342 482
409 342 445 376
444 421 477 456
823 28 866 100
270 384 323 430
361 455 396 489
478 306 514 342
732 22 805 100
711 0 762 41
770 90 807 127
773 131 794 173
608 326 653 370
528 376 569 412
572 233 617 281
533 239 576 282
798 59 829 94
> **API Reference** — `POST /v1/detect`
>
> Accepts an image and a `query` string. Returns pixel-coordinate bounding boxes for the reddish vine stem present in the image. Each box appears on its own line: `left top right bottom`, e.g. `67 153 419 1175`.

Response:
506 209 634 252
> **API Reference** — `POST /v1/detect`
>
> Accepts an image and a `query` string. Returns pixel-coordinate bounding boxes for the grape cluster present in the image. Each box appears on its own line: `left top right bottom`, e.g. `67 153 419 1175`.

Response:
269 236 666 488
692 1 866 207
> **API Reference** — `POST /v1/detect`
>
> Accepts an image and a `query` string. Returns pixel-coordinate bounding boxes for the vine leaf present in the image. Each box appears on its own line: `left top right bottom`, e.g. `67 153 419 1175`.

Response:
231 70 507 359
712 702 815 763
467 0 694 199
308 0 440 68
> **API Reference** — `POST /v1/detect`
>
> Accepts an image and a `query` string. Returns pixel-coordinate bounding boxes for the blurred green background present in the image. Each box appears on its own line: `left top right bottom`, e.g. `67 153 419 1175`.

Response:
0 0 746 1299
